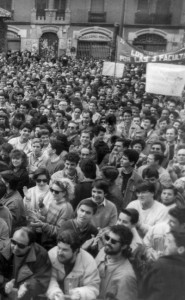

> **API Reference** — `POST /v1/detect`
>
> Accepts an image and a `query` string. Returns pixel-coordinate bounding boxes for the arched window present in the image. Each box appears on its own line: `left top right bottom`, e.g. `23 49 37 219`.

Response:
0 0 12 11
133 33 167 52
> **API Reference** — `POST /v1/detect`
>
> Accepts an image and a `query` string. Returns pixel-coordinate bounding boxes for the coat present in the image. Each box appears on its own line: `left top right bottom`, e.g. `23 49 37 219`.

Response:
47 247 100 300
0 241 51 300
115 169 143 208
141 253 185 300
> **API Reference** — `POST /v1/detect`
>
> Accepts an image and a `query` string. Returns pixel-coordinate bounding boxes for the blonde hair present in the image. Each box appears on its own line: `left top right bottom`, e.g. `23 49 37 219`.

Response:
50 177 74 201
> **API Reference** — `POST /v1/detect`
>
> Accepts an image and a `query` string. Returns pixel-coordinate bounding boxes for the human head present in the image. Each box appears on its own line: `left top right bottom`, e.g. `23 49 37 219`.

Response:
142 166 159 184
80 130 91 147
117 208 139 229
0 143 13 161
130 139 146 154
93 125 106 142
76 199 98 226
57 229 82 264
147 152 164 167
1 171 19 191
64 152 80 175
136 182 155 208
33 167 50 188
176 148 185 165
121 149 139 168
10 149 28 169
50 139 64 156
151 141 165 154
101 166 119 183
50 178 74 202
80 147 90 160
80 158 96 180
143 116 157 131
104 225 133 257
91 179 109 205
161 186 176 206
165 126 177 143
168 206 185 232
67 121 78 135
11 227 36 256
164 231 185 256
20 123 32 141
40 129 50 146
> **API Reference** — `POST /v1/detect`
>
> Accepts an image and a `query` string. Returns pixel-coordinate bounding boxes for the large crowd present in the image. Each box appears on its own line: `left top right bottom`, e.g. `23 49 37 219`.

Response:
0 50 185 300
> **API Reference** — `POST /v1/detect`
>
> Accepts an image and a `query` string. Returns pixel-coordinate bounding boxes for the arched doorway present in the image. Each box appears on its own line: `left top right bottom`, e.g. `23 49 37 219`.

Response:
133 33 167 52
39 32 59 58
7 31 21 51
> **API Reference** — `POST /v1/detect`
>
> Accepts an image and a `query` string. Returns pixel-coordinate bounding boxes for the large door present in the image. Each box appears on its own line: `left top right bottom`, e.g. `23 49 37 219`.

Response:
133 33 167 52
77 41 110 59
39 32 58 58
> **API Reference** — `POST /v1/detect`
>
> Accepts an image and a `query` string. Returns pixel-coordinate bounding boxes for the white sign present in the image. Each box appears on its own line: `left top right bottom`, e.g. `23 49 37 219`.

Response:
102 62 125 78
79 33 110 41
146 63 185 96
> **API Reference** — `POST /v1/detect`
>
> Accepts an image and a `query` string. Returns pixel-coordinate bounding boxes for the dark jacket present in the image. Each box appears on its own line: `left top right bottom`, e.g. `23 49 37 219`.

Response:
0 241 51 300
141 254 185 300
13 168 29 198
73 179 93 210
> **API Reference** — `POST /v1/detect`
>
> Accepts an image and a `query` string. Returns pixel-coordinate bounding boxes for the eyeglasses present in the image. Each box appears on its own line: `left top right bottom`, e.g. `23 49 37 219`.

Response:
11 239 28 249
50 188 63 195
68 126 75 129
104 234 121 245
36 179 48 183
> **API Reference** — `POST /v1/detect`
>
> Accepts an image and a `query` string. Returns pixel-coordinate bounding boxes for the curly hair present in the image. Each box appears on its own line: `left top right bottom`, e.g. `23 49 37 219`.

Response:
50 178 75 201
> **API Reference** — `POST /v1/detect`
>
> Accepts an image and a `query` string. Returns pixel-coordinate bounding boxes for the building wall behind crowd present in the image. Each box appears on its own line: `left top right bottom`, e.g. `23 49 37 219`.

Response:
0 0 185 57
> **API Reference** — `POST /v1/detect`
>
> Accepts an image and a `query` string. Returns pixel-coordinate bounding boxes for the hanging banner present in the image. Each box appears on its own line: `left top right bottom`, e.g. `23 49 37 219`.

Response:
117 36 185 63
146 63 185 96
102 61 125 78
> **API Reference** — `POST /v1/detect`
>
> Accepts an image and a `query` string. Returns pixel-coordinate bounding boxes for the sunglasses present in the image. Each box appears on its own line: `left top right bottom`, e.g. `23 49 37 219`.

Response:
50 188 63 195
11 239 28 249
36 179 47 183
104 234 121 245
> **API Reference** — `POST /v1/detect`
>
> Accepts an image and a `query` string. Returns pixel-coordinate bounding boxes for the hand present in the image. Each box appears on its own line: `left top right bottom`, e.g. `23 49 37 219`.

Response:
23 186 30 200
5 279 15 294
69 290 81 300
30 221 43 228
17 284 28 299
52 292 65 300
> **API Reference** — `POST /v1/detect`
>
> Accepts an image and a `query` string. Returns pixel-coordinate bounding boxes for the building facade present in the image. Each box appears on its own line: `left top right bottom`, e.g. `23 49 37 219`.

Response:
1 0 185 58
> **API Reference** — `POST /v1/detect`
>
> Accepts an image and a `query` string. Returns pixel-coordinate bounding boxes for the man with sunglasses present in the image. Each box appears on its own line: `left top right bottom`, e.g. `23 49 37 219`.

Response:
96 225 137 300
0 227 51 300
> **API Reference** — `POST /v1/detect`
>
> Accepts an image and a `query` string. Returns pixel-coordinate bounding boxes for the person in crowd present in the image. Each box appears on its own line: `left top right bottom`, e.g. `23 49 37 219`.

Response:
127 182 168 237
0 227 51 300
116 149 143 208
0 171 26 232
0 181 12 236
9 149 29 197
84 178 118 229
142 116 159 155
46 139 65 175
117 208 142 251
47 229 100 300
141 230 185 300
0 142 13 165
142 166 162 200
29 178 74 249
40 128 51 157
27 138 48 177
130 138 146 167
96 224 138 300
8 123 32 155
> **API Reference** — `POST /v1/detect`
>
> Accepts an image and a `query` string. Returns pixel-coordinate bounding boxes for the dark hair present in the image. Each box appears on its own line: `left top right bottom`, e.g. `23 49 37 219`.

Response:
20 122 32 132
142 166 159 179
149 152 164 165
33 167 50 182
159 116 170 124
161 185 177 195
123 108 132 116
170 231 185 248
50 139 64 156
1 171 19 190
65 152 80 165
56 133 69 152
101 166 119 181
144 116 157 128
1 143 13 154
93 125 106 136
57 229 82 251
80 158 96 179
10 149 28 169
169 206 185 224
165 125 178 135
0 181 6 198
78 199 98 214
106 114 117 125
92 179 109 194
136 182 155 194
56 109 65 117
151 141 166 153
20 102 30 110
109 225 133 258
121 208 139 225
123 149 139 166
40 129 50 137
130 139 146 151
179 123 185 132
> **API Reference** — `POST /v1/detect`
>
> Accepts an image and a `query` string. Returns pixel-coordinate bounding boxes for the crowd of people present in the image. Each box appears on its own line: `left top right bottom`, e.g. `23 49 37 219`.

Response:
0 50 185 300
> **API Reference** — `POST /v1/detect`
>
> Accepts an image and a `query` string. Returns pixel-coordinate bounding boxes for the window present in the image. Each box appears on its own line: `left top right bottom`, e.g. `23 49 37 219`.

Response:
35 0 48 18
137 0 149 13
156 0 171 14
91 0 104 12
0 0 12 11
54 0 66 18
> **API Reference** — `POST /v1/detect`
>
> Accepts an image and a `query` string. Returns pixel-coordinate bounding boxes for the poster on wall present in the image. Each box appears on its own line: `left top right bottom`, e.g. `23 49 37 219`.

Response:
146 63 185 96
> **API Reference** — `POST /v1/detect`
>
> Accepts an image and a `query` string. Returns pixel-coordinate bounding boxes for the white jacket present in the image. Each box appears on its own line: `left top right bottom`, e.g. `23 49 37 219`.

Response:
47 247 100 300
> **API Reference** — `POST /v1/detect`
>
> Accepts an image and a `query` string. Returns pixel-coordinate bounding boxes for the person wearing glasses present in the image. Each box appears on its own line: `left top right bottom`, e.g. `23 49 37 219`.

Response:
96 225 137 300
23 168 52 214
30 178 74 250
0 227 51 300
47 229 100 300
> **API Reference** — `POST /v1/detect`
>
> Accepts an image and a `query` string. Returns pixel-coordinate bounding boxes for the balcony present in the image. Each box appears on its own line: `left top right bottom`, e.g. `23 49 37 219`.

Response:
135 12 172 25
88 11 106 23
31 7 70 24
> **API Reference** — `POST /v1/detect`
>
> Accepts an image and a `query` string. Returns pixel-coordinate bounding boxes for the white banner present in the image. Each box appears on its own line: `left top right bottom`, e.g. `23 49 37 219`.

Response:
102 61 125 78
146 63 185 96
